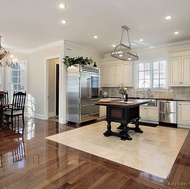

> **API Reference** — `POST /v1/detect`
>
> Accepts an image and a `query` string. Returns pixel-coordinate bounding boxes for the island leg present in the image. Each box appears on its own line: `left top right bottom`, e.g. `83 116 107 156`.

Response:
120 124 132 141
134 118 143 133
103 121 112 137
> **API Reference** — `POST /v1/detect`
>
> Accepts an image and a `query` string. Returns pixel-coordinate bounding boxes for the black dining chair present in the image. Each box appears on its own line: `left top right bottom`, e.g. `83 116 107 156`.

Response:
0 105 3 130
0 91 9 110
3 91 26 132
0 91 9 129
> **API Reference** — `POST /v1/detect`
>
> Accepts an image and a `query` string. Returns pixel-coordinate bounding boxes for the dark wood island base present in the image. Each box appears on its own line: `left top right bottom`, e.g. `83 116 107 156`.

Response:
95 99 149 141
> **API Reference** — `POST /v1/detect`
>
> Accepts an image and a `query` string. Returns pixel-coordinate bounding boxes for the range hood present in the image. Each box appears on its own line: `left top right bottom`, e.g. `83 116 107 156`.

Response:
111 26 139 61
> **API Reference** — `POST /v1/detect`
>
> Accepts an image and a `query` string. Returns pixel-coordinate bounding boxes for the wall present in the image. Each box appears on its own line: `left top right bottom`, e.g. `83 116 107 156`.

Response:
5 41 102 124
64 42 103 67
28 43 65 122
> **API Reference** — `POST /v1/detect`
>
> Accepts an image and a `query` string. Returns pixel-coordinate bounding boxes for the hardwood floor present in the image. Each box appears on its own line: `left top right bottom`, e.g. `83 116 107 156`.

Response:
0 118 189 189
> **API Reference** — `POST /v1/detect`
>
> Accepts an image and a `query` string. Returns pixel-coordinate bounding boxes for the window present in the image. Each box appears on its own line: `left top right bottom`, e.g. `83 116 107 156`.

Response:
138 60 167 89
7 60 27 98
138 63 151 88
153 61 166 88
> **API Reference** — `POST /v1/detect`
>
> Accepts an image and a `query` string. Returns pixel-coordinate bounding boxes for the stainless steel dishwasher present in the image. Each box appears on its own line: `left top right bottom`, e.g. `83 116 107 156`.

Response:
159 100 177 126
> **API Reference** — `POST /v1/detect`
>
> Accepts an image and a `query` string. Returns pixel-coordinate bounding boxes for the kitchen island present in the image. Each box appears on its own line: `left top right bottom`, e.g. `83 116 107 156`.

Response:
95 99 149 140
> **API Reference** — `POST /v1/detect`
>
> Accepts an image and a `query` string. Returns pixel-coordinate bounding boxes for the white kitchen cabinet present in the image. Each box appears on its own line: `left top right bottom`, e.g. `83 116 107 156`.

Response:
101 59 132 87
115 63 123 86
115 62 132 86
178 101 190 129
170 56 190 86
140 105 159 122
99 106 106 117
123 62 132 86
101 61 116 87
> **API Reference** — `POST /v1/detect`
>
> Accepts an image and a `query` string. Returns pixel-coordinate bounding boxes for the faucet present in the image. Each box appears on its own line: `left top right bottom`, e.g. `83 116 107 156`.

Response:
141 81 150 98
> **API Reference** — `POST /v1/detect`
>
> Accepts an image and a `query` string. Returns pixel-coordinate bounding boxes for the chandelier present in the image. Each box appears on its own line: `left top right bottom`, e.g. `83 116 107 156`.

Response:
0 36 17 68
111 26 139 61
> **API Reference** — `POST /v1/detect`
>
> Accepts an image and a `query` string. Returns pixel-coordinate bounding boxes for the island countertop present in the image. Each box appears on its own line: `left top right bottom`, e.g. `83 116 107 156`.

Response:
95 99 150 107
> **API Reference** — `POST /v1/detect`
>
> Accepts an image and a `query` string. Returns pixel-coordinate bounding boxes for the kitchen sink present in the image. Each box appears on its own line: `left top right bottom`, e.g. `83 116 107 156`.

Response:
143 99 157 106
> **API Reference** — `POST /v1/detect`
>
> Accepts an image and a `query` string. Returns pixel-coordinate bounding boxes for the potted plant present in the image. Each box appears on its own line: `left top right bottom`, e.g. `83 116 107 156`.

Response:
63 56 96 67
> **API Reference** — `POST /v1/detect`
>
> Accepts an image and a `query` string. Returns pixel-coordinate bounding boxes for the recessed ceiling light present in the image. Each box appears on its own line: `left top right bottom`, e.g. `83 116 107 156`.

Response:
165 15 172 20
112 44 116 47
140 39 144 42
94 36 98 39
61 20 67 24
174 31 180 35
59 4 66 9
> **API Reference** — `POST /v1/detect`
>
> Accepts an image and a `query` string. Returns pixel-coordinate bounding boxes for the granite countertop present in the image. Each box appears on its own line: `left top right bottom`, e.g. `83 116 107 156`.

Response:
100 97 190 101
96 99 150 107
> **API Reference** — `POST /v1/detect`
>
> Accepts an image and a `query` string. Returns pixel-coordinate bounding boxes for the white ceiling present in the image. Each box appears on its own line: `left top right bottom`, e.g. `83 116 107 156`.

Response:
1 0 190 55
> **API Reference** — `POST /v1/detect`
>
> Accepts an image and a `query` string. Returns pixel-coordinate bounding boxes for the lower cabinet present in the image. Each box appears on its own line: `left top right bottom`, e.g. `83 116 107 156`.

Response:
99 106 106 117
140 105 159 123
178 101 190 129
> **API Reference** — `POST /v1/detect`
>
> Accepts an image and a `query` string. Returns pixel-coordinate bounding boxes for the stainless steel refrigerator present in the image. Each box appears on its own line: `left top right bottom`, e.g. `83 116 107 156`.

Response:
66 66 100 124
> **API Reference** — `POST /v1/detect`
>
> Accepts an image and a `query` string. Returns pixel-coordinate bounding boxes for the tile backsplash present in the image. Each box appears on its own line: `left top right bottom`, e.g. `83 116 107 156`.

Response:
101 87 190 100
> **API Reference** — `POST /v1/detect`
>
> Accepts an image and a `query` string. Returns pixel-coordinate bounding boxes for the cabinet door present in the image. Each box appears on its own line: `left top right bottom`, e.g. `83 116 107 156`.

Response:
146 107 158 121
140 106 158 121
123 62 132 86
115 63 123 86
101 62 116 87
140 106 146 119
170 57 182 86
101 65 108 87
182 56 190 85
99 106 106 117
115 62 132 87
108 64 116 87
178 102 190 125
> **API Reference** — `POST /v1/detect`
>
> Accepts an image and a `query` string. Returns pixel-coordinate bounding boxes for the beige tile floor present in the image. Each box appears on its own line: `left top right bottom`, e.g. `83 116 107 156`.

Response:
46 121 189 179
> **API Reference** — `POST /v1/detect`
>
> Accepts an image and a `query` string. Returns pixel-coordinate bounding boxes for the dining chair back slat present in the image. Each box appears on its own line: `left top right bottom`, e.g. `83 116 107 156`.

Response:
0 91 9 106
3 91 26 132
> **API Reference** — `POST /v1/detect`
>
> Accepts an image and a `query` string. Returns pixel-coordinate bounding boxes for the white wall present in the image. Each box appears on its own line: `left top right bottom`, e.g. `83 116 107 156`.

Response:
9 41 103 124
28 43 65 123
64 42 103 68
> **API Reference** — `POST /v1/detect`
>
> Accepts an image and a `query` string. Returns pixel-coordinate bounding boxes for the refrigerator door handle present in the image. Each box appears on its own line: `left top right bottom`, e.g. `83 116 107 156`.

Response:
88 78 92 99
87 77 91 98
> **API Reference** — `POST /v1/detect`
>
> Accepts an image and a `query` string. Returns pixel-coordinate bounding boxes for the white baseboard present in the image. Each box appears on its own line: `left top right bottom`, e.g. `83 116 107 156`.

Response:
178 124 190 129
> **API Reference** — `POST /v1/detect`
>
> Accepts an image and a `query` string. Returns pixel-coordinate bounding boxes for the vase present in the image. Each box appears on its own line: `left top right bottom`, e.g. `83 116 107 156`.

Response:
125 93 128 101
121 93 128 101
121 94 125 101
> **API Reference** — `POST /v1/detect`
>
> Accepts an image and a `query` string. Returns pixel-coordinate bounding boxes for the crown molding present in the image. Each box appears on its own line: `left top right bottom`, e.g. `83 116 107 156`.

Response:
4 40 64 54
31 40 64 53
64 40 103 56
135 40 190 52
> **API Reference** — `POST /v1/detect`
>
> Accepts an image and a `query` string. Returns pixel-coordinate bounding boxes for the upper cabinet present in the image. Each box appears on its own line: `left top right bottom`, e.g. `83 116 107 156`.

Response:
101 60 116 87
170 56 190 86
101 59 132 87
